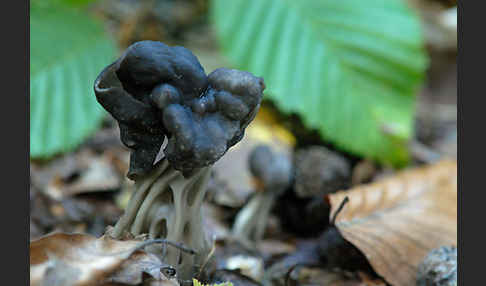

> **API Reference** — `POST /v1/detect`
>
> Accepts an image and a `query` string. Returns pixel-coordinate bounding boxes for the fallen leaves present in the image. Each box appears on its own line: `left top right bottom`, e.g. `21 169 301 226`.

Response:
30 232 179 286
328 160 457 286
30 146 128 240
43 149 123 199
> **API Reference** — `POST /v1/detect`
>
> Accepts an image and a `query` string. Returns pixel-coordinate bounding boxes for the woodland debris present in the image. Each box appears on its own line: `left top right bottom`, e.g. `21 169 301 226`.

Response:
327 160 457 286
285 266 386 286
30 232 181 286
224 255 264 282
93 0 209 49
274 192 330 237
210 269 261 286
208 239 261 276
32 149 123 200
256 239 296 260
263 240 321 286
317 225 374 274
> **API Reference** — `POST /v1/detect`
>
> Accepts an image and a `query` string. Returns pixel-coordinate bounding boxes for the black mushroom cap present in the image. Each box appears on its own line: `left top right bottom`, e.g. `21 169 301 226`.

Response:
248 145 293 192
94 41 265 179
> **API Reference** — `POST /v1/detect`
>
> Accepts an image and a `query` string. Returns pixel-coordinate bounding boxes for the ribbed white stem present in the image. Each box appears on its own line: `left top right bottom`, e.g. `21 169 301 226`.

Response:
111 158 212 284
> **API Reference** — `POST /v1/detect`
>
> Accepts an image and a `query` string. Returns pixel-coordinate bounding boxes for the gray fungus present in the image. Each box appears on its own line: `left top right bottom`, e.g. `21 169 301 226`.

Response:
94 40 265 179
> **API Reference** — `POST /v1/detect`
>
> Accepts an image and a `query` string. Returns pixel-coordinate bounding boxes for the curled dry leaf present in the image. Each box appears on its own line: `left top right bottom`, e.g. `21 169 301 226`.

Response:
328 160 457 286
47 151 122 198
33 149 123 201
30 232 179 286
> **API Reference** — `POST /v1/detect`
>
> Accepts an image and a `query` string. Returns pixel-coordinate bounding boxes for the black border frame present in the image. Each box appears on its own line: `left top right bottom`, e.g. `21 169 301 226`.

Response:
3 0 29 285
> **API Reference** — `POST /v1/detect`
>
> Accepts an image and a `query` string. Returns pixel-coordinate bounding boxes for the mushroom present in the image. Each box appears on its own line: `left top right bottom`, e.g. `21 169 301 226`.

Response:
93 41 264 282
232 145 292 247
294 146 351 198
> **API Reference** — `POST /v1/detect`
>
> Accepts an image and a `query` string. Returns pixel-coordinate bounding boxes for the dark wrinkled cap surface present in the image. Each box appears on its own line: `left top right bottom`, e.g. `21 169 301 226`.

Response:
94 41 265 179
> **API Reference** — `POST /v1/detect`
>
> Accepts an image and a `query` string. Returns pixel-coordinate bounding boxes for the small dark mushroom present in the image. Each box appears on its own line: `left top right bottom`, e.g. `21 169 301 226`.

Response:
294 146 351 198
274 146 350 237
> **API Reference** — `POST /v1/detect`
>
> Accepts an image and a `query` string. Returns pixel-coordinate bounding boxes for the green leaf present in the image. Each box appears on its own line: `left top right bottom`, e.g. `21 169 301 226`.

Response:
31 0 98 8
59 0 98 7
30 4 117 158
210 0 428 166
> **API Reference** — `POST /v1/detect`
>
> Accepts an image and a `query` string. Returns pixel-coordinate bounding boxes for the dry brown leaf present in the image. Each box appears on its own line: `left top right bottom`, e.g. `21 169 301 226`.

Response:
61 158 121 196
30 232 178 286
328 160 457 286
34 149 123 201
47 151 121 198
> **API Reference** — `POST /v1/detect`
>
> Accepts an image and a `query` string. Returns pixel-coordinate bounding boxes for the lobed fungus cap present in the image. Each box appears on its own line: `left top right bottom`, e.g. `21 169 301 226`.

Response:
94 41 265 179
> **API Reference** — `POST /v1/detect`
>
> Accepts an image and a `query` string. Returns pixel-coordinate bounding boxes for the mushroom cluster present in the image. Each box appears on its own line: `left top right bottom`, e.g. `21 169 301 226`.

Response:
94 41 264 283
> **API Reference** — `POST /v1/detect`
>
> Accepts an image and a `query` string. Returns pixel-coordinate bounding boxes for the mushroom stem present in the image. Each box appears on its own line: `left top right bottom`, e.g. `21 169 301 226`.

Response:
111 157 212 284
130 168 179 235
232 190 277 246
112 159 170 238
231 145 292 247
